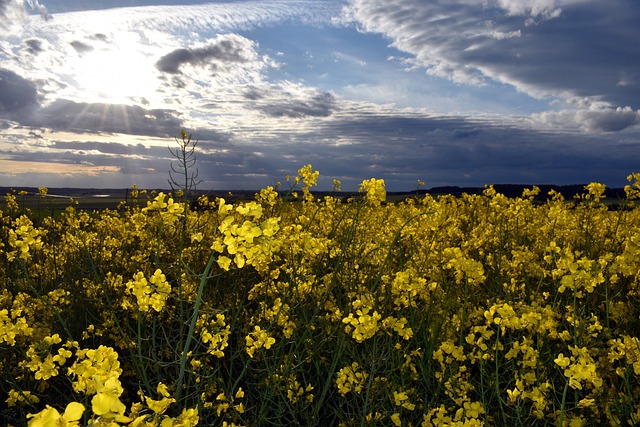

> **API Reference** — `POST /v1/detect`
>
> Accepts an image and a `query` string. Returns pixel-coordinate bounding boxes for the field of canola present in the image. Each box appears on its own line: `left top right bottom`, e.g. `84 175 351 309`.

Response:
2 165 640 427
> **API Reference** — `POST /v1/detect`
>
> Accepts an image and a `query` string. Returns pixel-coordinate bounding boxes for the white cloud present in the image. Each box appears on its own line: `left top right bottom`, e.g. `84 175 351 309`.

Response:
344 0 640 109
0 0 28 35
496 0 563 19
0 0 49 36
531 106 640 133
23 1 342 36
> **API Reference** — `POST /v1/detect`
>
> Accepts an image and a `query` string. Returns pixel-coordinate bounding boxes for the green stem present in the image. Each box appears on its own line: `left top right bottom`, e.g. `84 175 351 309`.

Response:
494 327 507 426
137 312 152 393
559 379 569 427
175 251 218 403
360 338 378 427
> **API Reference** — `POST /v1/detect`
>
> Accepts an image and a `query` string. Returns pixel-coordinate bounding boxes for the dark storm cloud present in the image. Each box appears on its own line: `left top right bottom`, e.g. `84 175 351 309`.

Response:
144 107 640 191
156 34 256 74
345 0 640 110
22 100 182 137
188 128 234 146
275 111 640 189
0 68 39 118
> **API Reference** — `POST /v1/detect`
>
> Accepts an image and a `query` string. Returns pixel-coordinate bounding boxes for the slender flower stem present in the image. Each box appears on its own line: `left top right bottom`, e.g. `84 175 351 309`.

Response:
175 251 217 403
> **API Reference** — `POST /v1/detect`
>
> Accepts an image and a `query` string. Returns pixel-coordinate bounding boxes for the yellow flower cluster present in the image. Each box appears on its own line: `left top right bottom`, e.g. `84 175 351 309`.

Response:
4 165 640 426
142 192 185 219
245 325 276 358
197 313 231 358
0 307 33 346
7 215 44 261
297 164 320 201
555 346 603 390
342 306 382 343
212 200 280 271
124 269 171 312
359 177 387 205
27 402 84 427
6 389 40 408
22 334 73 381
336 362 369 396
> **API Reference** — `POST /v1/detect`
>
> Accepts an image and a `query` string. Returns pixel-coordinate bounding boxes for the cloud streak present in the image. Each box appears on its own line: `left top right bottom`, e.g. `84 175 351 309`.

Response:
344 0 640 111
20 0 343 36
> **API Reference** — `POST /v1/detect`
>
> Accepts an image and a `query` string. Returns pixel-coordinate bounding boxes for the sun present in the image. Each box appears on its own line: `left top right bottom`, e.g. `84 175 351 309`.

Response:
72 41 159 104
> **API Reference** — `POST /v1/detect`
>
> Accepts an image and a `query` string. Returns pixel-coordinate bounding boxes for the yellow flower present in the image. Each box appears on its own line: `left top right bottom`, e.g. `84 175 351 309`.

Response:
92 392 126 417
6 389 40 407
390 412 402 426
245 326 276 358
359 178 386 205
342 307 382 342
157 382 171 398
554 353 571 368
235 388 245 399
335 363 368 396
217 256 232 271
146 395 175 415
28 402 84 427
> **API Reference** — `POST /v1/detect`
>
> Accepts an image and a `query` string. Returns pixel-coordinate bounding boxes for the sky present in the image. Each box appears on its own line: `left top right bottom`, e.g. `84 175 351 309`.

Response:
1 0 640 191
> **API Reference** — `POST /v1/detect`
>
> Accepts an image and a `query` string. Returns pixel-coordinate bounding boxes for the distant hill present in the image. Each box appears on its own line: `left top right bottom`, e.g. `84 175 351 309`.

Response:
0 184 630 207
417 184 628 201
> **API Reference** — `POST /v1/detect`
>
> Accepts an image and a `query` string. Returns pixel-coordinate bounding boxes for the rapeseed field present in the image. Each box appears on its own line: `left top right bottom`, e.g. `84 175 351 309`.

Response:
2 157 640 426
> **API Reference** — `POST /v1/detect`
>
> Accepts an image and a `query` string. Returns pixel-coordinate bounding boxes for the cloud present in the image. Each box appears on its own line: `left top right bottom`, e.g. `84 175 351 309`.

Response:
3 0 639 192
2 98 640 190
296 108 640 188
253 91 336 118
25 0 49 19
23 37 45 54
496 0 565 20
0 0 28 35
344 0 640 109
156 34 258 74
50 140 150 155
0 68 39 118
532 106 640 132
23 1 342 35
0 0 49 35
70 40 94 54
21 99 182 137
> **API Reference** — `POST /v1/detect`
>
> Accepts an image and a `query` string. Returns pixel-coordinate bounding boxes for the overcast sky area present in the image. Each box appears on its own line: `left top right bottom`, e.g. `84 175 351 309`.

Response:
1 0 640 191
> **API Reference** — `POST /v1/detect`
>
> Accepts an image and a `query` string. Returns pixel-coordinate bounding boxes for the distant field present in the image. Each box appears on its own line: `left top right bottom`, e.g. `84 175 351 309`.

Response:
0 184 633 213
0 188 130 212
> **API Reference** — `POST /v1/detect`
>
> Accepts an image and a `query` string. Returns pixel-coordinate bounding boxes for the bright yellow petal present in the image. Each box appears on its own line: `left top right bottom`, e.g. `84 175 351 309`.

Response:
63 402 85 421
92 392 126 416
